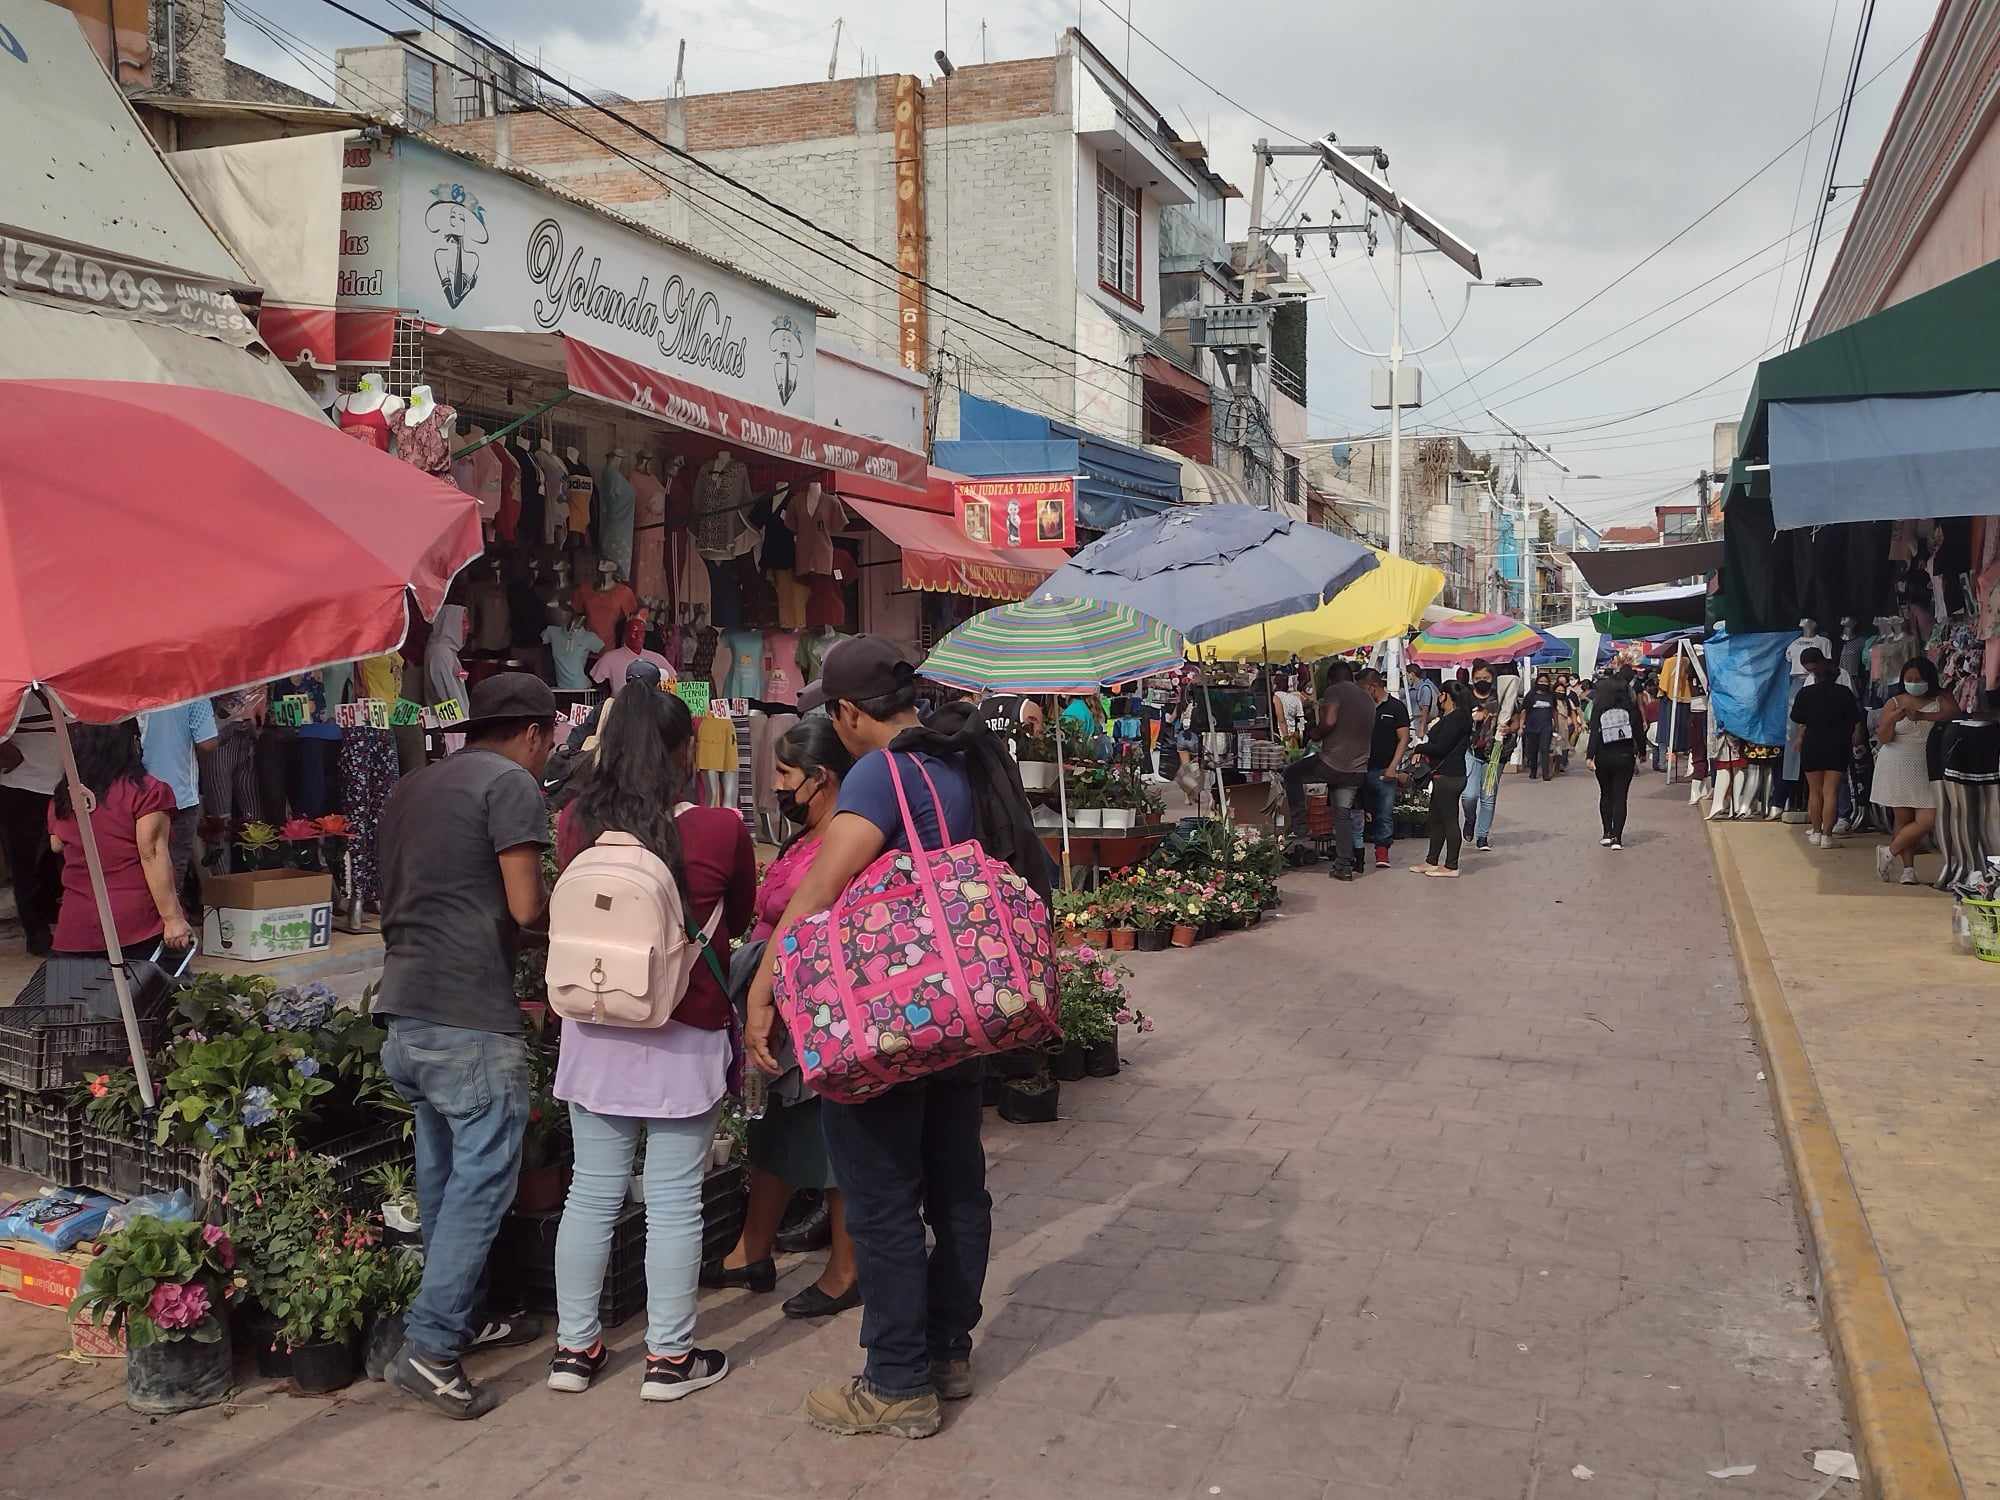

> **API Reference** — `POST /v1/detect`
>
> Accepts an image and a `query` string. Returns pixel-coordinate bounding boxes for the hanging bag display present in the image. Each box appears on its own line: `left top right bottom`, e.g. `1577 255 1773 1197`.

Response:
772 753 1059 1103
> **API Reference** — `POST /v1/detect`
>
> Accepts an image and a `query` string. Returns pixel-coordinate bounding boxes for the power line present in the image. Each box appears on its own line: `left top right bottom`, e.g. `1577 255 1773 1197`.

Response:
1762 0 1845 355
1786 0 1879 348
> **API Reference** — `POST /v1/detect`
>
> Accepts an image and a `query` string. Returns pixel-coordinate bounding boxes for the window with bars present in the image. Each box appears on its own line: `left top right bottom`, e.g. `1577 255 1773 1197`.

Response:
1096 163 1142 307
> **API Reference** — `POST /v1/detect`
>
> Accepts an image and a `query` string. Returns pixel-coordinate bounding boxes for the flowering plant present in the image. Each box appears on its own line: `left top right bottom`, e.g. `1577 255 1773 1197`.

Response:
70 1214 244 1348
235 820 283 869
314 813 352 839
279 817 323 842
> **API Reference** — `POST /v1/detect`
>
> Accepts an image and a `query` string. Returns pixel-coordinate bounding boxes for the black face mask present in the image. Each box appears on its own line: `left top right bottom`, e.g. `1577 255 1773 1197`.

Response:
776 775 821 825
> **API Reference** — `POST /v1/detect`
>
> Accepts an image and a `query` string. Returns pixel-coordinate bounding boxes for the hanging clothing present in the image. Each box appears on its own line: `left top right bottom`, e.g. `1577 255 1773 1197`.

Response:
543 622 604 691
598 458 637 574
572 582 638 647
791 490 849 578
565 458 595 540
762 630 803 707
495 445 523 542
397 404 456 477
1935 720 2000 894
338 726 399 910
468 575 510 653
513 442 545 544
337 399 395 452
425 605 470 715
631 466 668 600
357 652 402 707
719 628 764 699
532 450 572 543
669 532 711 622
588 646 673 688
694 459 754 560
750 489 797 572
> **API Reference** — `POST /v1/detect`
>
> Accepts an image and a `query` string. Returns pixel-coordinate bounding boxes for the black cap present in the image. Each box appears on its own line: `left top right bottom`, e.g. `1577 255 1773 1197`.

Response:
460 670 558 731
814 634 914 710
796 637 850 715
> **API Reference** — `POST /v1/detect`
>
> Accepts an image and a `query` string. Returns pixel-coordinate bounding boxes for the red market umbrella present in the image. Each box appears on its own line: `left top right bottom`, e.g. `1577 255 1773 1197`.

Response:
0 379 485 1104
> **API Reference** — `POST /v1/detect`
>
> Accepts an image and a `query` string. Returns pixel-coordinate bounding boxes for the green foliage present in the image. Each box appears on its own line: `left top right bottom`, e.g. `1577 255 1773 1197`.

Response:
69 1215 241 1349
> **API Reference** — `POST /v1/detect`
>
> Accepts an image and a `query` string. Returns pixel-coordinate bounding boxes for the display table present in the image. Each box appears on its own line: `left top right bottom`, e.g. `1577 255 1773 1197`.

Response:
1040 829 1168 886
192 930 385 1003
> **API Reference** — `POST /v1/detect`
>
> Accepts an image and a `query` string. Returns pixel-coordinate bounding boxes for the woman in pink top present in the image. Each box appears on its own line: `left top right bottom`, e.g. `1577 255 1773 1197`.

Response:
703 717 863 1319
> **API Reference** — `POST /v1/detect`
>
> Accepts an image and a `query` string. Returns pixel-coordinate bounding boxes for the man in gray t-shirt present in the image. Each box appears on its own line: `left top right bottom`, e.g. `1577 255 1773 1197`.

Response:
374 673 557 1422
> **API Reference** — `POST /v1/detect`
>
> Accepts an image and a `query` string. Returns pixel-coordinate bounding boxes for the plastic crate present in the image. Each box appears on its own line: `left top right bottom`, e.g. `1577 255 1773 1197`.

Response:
0 1003 169 1094
78 1129 200 1199
6 1094 87 1183
317 1120 414 1203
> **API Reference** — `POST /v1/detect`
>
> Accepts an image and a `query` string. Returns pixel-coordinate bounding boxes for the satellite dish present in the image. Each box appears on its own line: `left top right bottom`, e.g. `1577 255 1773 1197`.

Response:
1330 443 1352 468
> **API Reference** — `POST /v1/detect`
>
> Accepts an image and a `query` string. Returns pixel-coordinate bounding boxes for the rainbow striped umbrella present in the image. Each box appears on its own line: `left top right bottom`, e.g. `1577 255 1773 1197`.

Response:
920 596 1186 694
1407 611 1543 668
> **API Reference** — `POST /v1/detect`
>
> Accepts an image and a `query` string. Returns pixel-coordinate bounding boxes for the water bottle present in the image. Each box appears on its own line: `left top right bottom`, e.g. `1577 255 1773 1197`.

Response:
741 1065 769 1120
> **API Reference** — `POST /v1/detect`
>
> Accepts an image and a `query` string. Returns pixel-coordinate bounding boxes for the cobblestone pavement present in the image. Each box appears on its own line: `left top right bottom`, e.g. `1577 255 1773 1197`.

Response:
0 767 1846 1499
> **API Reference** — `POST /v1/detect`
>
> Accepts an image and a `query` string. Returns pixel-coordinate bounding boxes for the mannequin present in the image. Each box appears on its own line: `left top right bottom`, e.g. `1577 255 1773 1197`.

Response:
597 447 637 578
425 604 471 716
1785 619 1831 679
512 432 545 544
589 614 673 689
396 384 457 477
630 453 674 600
573 559 639 647
564 444 595 545
693 701 739 810
309 371 340 415
694 450 754 560
334 372 404 452
541 606 603 691
532 437 573 546
790 481 849 581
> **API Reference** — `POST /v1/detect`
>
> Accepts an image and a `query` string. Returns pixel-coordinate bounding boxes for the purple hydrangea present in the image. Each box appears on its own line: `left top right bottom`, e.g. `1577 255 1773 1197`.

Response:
240 1086 277 1130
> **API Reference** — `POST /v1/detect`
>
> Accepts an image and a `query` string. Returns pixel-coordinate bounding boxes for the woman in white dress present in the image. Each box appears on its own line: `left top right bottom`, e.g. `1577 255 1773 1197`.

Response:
1874 655 1955 885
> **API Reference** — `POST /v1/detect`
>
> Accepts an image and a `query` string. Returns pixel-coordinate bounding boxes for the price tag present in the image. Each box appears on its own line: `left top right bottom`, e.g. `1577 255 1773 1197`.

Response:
387 699 422 727
430 699 466 726
566 702 593 730
271 695 312 727
332 703 360 729
674 681 712 716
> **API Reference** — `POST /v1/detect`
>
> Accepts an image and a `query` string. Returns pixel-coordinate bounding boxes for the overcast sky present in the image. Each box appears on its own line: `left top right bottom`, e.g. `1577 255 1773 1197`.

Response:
232 0 1939 526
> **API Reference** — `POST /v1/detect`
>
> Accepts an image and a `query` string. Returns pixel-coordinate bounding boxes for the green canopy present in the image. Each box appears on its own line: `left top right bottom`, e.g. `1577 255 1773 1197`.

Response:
1593 609 1695 640
1733 257 2000 467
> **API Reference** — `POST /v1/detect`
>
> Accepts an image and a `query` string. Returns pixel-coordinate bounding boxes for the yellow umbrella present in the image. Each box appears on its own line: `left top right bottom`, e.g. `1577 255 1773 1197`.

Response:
1197 548 1446 661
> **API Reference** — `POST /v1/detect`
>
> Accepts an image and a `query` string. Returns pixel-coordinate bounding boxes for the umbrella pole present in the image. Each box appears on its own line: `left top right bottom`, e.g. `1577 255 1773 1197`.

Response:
1055 707 1073 891
1665 638 1684 785
1200 670 1231 829
46 690 157 1111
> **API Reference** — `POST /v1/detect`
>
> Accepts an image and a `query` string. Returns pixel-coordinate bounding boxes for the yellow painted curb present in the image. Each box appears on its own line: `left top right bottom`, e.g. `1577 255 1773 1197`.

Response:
1705 821 1963 1500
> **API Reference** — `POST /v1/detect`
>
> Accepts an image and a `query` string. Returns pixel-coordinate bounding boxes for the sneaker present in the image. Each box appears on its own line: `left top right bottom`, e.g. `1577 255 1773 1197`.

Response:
548 1342 609 1394
1374 846 1391 870
1820 834 1839 851
1609 841 1623 851
1600 837 1613 847
1328 866 1355 882
641 1348 729 1402
1900 867 1920 886
930 1359 974 1401
1424 867 1461 879
1876 845 1895 883
1474 839 1491 852
385 1343 501 1421
1408 863 1437 875
1807 830 1822 847
804 1378 943 1438
1832 817 1854 836
469 1310 544 1351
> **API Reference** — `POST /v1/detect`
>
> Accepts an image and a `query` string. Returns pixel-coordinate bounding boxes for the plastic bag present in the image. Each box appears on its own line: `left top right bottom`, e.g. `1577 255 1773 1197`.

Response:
0 1187 115 1249
102 1189 196 1236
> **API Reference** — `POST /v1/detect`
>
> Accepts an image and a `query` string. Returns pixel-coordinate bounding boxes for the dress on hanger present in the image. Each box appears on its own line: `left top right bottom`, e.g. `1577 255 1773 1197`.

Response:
398 403 457 477
598 459 637 574
630 466 668 599
532 450 572 543
694 459 754 560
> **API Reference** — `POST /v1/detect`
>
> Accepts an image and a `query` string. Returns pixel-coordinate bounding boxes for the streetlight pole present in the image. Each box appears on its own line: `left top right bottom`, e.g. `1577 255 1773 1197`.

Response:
1388 213 1406 562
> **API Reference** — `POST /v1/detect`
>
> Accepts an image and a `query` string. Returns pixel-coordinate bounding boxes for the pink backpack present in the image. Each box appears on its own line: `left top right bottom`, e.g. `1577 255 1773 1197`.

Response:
772 753 1059 1102
546 815 726 1027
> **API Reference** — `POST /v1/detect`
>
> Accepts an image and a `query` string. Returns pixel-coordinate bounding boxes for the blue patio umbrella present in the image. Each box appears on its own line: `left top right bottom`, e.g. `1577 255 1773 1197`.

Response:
1038 504 1380 643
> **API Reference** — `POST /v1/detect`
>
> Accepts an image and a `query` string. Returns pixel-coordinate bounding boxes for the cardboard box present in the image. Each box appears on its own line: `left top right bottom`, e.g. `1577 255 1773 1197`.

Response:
0 1236 96 1312
71 1305 125 1357
200 869 334 963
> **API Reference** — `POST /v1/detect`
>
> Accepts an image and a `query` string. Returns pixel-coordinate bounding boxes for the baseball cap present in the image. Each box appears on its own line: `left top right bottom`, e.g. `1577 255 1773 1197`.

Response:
459 671 558 731
809 634 914 714
796 636 849 715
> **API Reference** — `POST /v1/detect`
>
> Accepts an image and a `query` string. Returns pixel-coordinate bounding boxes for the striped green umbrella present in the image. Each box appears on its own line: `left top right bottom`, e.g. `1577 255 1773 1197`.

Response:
1408 611 1543 668
920 596 1186 694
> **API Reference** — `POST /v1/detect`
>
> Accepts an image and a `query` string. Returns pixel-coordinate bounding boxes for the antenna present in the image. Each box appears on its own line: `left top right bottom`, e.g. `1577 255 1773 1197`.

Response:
828 18 843 81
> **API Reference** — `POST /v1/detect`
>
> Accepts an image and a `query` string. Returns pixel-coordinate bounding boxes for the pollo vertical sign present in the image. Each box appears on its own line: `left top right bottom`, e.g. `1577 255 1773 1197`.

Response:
893 75 927 376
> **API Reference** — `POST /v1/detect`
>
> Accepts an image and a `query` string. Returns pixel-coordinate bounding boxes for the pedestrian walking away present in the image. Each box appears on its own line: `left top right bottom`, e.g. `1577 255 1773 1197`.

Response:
1788 648 1863 849
373 672 559 1421
1522 671 1560 780
544 678 757 1403
1406 681 1474 877
1587 672 1647 849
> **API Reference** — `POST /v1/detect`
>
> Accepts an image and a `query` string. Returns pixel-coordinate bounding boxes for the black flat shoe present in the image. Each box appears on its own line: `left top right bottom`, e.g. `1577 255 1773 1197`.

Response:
700 1257 776 1293
782 1282 861 1319
775 1193 832 1255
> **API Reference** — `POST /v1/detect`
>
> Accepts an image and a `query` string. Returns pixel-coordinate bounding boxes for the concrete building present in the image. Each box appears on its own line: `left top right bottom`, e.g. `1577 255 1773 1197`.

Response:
424 30 1316 501
1297 433 1495 608
334 28 547 129
45 0 317 106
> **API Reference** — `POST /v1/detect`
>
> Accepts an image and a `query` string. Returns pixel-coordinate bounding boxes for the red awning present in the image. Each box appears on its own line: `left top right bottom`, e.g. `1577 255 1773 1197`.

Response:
1139 352 1211 404
257 306 396 370
845 496 1064 602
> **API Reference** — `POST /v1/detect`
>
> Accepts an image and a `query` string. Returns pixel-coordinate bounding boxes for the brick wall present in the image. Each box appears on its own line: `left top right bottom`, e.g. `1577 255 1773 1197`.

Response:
685 81 860 151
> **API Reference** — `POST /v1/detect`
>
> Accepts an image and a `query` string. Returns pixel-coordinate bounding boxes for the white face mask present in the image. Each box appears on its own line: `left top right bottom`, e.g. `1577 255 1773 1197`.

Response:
1903 680 1930 697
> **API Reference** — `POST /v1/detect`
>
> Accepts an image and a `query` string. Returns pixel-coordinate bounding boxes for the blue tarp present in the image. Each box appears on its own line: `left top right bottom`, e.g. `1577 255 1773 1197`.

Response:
1768 393 2000 529
938 394 1182 530
1705 627 1796 747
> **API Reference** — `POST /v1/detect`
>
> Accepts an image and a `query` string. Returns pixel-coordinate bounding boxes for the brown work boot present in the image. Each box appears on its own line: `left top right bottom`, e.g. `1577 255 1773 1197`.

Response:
930 1359 974 1401
803 1378 942 1438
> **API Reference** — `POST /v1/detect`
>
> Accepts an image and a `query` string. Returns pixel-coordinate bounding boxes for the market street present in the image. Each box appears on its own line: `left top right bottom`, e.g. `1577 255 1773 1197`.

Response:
0 767 1846 1499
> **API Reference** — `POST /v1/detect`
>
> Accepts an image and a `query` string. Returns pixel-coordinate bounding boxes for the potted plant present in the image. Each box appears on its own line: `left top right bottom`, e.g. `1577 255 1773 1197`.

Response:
997 1063 1060 1124
367 1161 421 1246
517 1050 570 1212
1077 906 1110 951
1099 759 1139 833
235 819 284 872
1129 879 1171 952
1067 762 1109 830
71 1215 244 1414
1015 724 1058 791
1052 887 1095 948
360 1245 424 1382
221 1142 342 1379
274 1238 372 1393
1100 890 1137 951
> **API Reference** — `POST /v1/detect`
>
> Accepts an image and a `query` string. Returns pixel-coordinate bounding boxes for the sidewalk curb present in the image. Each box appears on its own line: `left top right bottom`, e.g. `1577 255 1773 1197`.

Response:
1705 821 1963 1500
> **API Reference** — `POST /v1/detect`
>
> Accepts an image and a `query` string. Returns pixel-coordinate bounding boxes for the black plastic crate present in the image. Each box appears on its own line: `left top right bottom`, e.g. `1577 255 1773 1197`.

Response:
317 1120 414 1203
493 1199 646 1328
0 1003 169 1093
6 1094 87 1183
78 1129 200 1199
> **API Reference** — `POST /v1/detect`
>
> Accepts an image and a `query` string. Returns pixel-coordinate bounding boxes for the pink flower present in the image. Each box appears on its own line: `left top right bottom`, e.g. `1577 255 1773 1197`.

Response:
1115 1009 1134 1025
1075 944 1098 963
1139 1015 1155 1033
146 1280 212 1331
202 1223 236 1269
1097 968 1118 988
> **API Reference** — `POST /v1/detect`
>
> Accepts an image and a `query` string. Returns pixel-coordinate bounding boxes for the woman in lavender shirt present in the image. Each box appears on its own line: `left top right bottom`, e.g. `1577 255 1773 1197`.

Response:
545 681 755 1402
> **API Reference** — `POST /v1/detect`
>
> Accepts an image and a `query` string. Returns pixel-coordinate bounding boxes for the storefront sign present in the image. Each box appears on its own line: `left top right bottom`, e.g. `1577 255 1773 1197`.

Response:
338 136 399 305
393 139 817 416
953 477 1076 550
893 74 927 375
0 225 258 346
565 338 925 489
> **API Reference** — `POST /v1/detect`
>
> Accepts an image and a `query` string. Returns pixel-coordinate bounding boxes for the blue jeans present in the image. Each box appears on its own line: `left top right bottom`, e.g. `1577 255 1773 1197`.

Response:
382 1018 532 1363
1460 751 1499 843
556 1103 717 1357
821 1066 991 1398
1362 770 1397 848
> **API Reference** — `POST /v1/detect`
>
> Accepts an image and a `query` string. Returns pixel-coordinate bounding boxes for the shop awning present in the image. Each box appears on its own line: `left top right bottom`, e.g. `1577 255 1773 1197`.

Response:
1138 442 1261 508
424 328 927 490
939 393 1182 528
1767 393 2000 527
1569 540 1722 595
1138 352 1210 403
844 496 1064 601
0 293 324 421
1590 582 1707 639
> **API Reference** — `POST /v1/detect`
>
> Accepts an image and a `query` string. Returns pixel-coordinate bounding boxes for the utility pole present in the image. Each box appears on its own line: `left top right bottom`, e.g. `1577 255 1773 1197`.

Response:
827 18 843 81
1242 139 1269 306
1697 468 1713 540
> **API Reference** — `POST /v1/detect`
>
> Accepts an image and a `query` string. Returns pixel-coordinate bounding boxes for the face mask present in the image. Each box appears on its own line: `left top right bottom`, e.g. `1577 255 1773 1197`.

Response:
1902 680 1929 697
776 775 819 824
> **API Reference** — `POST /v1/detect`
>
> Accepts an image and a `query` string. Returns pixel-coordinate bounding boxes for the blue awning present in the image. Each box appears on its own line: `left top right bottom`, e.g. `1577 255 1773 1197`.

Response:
938 394 1182 529
1768 393 2000 529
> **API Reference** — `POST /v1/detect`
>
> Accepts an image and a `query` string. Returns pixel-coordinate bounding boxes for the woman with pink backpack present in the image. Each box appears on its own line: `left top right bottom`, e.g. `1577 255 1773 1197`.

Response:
542 680 755 1402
